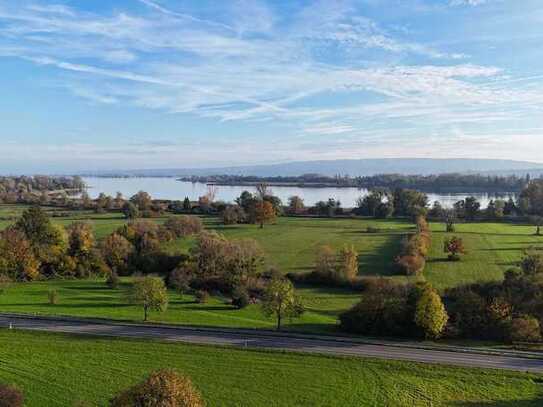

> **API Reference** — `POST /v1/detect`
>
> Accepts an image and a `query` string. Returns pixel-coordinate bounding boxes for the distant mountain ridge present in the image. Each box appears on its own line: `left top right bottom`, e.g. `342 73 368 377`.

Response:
81 158 543 178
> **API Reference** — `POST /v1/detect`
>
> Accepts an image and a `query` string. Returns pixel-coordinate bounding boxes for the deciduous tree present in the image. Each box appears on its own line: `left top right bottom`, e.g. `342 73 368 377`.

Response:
127 276 169 322
261 277 304 330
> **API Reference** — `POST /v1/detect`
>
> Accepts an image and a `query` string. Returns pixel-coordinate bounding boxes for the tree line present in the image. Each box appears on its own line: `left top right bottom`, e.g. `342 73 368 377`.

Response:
180 173 535 192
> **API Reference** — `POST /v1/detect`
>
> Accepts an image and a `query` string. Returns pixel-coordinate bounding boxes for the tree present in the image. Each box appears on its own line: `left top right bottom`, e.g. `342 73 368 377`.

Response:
130 191 152 211
102 233 133 275
255 182 270 200
67 222 95 258
0 227 40 281
442 208 456 232
519 179 543 216
314 245 336 280
261 277 304 330
520 248 543 275
127 276 169 321
110 369 204 407
529 216 543 236
392 188 428 217
253 200 275 229
443 236 466 261
287 195 304 214
164 216 204 238
464 197 481 221
509 316 541 343
183 197 192 211
414 288 448 339
356 189 390 218
15 206 57 247
0 383 24 407
336 245 358 282
222 205 245 225
122 202 140 219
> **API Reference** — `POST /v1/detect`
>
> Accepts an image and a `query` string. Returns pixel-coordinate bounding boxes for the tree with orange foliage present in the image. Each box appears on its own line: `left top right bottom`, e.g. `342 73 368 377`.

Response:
254 200 276 229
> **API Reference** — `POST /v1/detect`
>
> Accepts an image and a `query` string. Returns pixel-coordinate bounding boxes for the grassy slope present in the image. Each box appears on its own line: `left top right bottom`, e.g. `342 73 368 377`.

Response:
0 329 541 407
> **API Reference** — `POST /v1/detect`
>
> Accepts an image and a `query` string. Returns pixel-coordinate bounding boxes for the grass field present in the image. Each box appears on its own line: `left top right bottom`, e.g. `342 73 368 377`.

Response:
0 329 542 407
1 204 542 331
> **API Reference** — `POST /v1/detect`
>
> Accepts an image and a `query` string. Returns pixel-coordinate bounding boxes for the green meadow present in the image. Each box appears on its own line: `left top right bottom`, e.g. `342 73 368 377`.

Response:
0 329 542 407
1 204 542 331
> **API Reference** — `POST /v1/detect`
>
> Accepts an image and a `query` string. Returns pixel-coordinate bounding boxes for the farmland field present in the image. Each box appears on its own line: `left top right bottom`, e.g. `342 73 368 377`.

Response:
1 204 542 331
0 329 542 407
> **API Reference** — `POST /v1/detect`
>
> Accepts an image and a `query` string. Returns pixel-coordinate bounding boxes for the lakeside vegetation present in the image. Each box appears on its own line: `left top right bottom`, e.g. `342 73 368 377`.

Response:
181 173 534 192
1 329 542 407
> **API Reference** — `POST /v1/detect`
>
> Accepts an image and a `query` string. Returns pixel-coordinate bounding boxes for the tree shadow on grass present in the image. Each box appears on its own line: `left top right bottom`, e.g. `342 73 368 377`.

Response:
182 305 236 311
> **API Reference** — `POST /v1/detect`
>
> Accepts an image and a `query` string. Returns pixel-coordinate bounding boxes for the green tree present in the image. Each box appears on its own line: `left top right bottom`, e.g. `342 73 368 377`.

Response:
414 288 448 339
261 277 304 330
122 202 140 219
127 276 168 321
287 195 304 214
183 197 192 211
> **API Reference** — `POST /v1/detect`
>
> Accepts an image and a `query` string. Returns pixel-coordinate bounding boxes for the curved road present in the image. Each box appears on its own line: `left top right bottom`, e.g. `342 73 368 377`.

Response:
2 315 543 373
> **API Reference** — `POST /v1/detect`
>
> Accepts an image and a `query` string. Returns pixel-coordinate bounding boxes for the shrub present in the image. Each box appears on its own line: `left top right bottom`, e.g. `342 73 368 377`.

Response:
509 316 541 343
443 236 466 261
48 289 59 305
195 290 209 304
231 286 250 309
0 383 24 407
110 369 204 407
365 226 380 233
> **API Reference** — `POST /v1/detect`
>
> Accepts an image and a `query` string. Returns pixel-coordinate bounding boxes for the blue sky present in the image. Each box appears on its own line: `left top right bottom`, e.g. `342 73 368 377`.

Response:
0 0 542 172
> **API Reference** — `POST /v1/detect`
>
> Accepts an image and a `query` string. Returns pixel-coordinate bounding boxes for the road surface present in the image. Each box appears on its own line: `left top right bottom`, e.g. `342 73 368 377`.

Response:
2 315 543 373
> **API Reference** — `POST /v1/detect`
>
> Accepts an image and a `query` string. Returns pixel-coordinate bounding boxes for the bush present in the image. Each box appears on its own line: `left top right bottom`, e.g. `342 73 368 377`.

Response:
0 383 24 407
195 290 209 304
509 316 541 343
365 226 380 233
48 289 59 305
110 369 204 407
164 216 204 238
231 286 250 309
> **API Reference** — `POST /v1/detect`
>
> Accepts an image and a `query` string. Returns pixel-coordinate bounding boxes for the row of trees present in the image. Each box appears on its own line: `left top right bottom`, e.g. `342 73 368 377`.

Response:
341 247 543 342
179 173 534 192
394 216 432 276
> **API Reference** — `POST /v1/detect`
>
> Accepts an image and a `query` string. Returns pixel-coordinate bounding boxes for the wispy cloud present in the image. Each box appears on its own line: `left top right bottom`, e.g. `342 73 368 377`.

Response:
0 0 541 168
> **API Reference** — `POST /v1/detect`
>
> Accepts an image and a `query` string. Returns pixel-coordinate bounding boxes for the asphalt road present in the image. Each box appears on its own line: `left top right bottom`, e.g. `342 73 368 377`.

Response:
2 315 543 373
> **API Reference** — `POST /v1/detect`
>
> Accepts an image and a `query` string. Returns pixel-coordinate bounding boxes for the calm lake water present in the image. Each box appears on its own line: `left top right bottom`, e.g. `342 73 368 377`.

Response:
82 177 516 208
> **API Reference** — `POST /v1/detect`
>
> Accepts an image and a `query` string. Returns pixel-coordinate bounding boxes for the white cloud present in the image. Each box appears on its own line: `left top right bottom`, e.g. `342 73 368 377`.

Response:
0 0 542 167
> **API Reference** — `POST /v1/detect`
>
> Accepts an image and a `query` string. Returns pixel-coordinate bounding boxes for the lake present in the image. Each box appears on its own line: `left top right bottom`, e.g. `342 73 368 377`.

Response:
82 177 516 208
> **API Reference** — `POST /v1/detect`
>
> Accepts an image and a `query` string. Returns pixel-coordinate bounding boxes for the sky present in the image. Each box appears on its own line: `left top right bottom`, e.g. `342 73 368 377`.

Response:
0 0 542 173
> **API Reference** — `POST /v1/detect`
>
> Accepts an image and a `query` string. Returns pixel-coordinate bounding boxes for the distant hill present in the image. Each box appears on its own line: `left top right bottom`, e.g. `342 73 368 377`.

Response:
82 158 543 178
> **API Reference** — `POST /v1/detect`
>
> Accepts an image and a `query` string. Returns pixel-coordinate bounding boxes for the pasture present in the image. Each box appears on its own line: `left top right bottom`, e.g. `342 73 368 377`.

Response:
0 329 542 406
